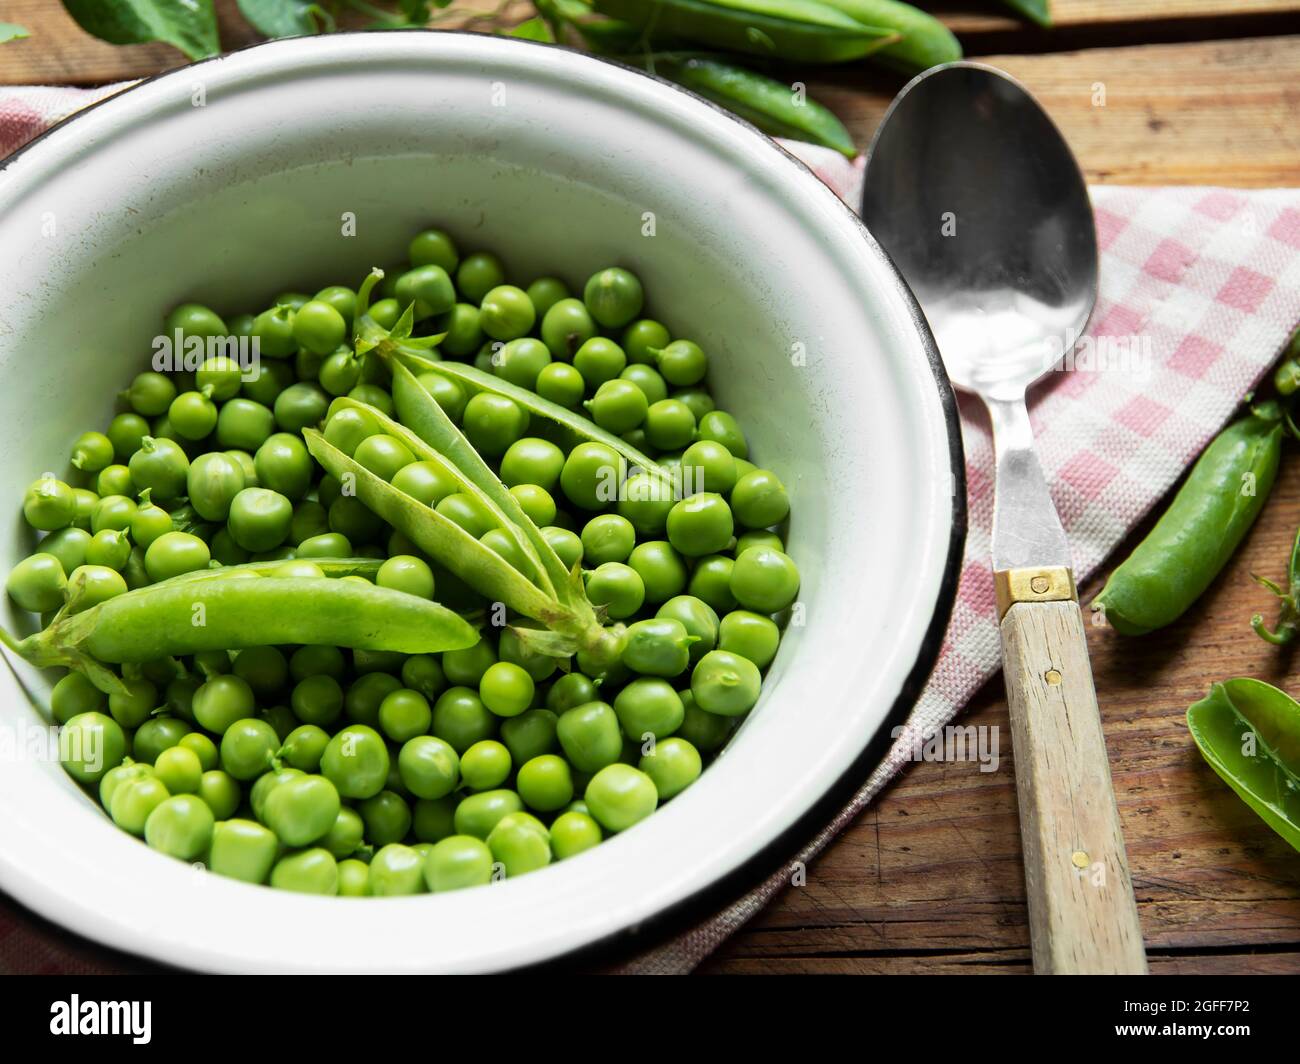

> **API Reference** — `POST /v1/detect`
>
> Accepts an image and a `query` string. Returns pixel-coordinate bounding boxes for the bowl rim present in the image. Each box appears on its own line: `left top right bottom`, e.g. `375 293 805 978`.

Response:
0 28 967 972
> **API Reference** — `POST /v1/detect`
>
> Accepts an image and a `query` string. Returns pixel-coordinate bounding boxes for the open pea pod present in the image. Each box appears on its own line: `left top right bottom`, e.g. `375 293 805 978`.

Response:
394 350 675 486
1187 678 1300 851
327 396 555 597
389 358 580 608
164 557 383 584
1 573 479 695
304 428 561 623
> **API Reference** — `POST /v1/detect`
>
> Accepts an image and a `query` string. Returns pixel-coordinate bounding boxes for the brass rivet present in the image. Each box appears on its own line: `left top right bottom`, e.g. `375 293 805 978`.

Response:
1071 850 1090 869
1030 575 1050 594
1045 669 1063 686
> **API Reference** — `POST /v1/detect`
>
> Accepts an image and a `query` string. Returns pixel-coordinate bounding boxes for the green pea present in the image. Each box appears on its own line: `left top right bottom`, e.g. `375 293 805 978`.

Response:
168 391 218 441
585 764 657 833
400 655 445 702
144 794 215 860
525 276 568 317
396 264 457 319
338 858 371 896
460 740 513 791
270 848 338 895
398 734 460 800
691 649 762 717
22 476 75 532
546 673 598 714
106 677 156 730
279 724 330 772
417 372 469 421
478 661 534 719
323 405 380 457
409 228 459 272
6 553 65 613
39 528 90 579
639 737 702 799
688 554 738 613
516 754 573 812
735 529 784 555
370 843 427 896
487 811 551 877
718 609 781 668
220 718 281 780
622 618 696 677
378 687 432 742
264 773 342 846
192 674 255 735
730 546 800 613
152 744 202 796
343 672 402 727
321 724 390 799
550 810 603 860
542 525 583 571
622 319 671 364
424 835 494 892
462 392 529 457
585 562 644 620
254 433 313 500
556 702 623 773
619 363 670 406
355 433 415 481
731 469 790 529
540 298 596 360
614 678 685 740
99 759 153 811
479 285 537 342
291 674 344 728
697 409 748 459
431 686 497 754
453 788 524 839
107 412 150 461
583 267 643 329
617 471 675 535
293 299 347 355
499 708 559 766
111 775 171 836
573 337 628 389
208 818 279 884
322 806 366 859
377 555 435 600
360 789 412 846
412 795 457 843
51 670 106 725
179 731 219 771
535 362 585 408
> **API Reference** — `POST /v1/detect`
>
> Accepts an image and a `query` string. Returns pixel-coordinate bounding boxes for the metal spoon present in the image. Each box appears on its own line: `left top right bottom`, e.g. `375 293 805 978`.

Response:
863 62 1147 975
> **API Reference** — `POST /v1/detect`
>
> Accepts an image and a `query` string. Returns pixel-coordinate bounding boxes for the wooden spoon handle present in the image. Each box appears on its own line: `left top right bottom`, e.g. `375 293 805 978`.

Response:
1000 597 1147 974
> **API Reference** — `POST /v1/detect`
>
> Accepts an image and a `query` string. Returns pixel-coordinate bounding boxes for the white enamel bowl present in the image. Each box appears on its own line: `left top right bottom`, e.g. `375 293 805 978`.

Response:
0 31 964 972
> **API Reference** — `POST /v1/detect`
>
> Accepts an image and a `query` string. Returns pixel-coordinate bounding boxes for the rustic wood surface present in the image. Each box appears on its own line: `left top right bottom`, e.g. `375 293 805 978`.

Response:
2 1 1299 976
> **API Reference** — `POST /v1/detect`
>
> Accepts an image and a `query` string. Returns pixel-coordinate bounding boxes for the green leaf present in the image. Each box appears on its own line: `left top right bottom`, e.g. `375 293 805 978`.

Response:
1187 678 1300 851
237 0 326 37
61 0 220 60
999 0 1051 27
508 16 555 42
0 22 29 44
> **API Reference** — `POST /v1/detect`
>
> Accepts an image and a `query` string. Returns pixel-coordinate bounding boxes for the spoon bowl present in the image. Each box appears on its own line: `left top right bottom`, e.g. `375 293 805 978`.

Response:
862 62 1097 402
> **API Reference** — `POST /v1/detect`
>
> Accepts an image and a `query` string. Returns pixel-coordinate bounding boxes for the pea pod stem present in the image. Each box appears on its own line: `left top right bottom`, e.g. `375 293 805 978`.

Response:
1252 527 1300 645
1 570 480 694
1092 404 1284 635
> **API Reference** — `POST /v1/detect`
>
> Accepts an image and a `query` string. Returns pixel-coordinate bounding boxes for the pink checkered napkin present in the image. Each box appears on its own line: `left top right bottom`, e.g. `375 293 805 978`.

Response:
2 89 1300 976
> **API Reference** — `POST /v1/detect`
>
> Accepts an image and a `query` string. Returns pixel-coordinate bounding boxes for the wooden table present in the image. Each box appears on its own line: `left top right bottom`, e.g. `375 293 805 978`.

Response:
4 0 1300 976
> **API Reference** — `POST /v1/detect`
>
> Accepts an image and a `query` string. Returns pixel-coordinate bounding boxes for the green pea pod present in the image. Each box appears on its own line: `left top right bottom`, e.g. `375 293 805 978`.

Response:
1092 405 1283 635
389 360 578 605
999 0 1050 27
647 53 855 157
1 573 479 693
396 351 674 484
304 428 559 620
1187 678 1300 851
806 0 961 72
589 0 898 63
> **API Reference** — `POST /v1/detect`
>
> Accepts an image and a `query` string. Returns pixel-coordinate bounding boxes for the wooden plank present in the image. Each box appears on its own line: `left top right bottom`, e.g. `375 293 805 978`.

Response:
809 35 1300 186
704 450 1300 976
939 0 1300 36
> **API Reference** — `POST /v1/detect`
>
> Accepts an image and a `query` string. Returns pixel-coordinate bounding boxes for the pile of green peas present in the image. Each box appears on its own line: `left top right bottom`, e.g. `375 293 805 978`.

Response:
10 226 799 897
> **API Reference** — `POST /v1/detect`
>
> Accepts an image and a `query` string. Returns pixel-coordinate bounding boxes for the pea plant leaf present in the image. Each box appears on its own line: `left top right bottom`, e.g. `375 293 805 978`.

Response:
0 23 29 44
237 0 330 37
507 16 555 42
61 0 220 60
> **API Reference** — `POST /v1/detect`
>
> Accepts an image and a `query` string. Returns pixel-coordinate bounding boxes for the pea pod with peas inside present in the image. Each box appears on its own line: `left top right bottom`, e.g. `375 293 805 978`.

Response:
1186 678 1300 851
640 52 856 157
1091 403 1284 635
0 565 479 693
589 0 898 64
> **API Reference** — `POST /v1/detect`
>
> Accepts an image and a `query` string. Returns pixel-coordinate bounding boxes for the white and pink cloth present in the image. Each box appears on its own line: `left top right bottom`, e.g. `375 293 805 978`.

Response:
2 88 1299 974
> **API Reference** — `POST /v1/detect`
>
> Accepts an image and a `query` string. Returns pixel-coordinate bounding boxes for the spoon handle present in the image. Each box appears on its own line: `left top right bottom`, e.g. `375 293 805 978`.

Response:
999 589 1147 974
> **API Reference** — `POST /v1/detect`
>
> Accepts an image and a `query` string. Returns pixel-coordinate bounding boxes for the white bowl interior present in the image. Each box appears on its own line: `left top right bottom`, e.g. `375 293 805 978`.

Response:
0 32 959 972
